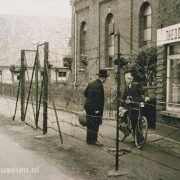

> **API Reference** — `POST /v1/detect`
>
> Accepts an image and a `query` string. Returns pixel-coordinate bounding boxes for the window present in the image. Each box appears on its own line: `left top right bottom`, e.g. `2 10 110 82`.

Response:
169 44 180 55
17 74 20 80
58 72 66 77
139 3 152 47
79 21 87 69
105 13 115 68
58 71 67 81
167 45 180 111
41 71 44 77
14 72 20 81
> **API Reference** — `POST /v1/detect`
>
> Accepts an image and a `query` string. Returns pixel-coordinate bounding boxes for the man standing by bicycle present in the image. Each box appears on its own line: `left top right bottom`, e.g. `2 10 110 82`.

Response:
121 71 149 134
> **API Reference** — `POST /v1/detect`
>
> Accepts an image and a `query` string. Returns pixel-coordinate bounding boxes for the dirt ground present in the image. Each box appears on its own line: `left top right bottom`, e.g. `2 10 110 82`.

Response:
0 115 179 180
0 115 120 180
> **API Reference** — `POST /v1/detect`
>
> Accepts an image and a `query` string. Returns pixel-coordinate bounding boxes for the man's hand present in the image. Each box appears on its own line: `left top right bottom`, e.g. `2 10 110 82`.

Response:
127 96 133 100
125 99 131 104
145 96 150 102
95 110 100 114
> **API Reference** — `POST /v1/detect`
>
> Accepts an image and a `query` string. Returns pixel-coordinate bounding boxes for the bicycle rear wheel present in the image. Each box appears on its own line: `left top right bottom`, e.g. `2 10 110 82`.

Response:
134 116 148 149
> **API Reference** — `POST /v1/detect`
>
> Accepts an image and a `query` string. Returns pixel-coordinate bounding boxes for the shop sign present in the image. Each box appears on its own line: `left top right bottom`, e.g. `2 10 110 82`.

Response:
157 23 180 46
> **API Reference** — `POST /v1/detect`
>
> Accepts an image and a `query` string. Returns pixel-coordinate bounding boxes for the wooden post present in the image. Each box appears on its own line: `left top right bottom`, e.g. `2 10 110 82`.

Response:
21 50 25 121
35 52 39 129
0 69 2 95
13 75 21 120
116 31 121 171
43 42 49 134
35 75 44 129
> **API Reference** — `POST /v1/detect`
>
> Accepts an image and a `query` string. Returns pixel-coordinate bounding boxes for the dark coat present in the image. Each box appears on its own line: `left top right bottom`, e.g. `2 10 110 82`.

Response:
84 79 104 117
122 82 144 109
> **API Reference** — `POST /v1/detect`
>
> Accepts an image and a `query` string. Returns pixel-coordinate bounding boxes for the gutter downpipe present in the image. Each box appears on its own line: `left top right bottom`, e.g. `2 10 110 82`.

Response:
98 2 101 71
74 4 77 88
130 0 133 56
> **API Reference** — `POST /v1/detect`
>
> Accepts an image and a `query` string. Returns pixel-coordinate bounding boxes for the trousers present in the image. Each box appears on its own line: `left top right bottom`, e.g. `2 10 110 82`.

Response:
122 109 139 133
85 109 102 144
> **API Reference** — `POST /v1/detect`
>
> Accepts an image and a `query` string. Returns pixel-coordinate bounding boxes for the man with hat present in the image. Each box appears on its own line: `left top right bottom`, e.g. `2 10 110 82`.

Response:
84 69 108 145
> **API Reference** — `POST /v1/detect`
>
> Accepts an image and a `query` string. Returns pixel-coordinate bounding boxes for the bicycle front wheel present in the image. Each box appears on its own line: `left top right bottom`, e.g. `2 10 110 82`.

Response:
134 116 148 149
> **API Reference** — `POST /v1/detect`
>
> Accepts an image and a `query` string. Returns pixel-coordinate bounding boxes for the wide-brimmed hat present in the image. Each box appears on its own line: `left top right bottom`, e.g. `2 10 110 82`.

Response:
98 69 108 78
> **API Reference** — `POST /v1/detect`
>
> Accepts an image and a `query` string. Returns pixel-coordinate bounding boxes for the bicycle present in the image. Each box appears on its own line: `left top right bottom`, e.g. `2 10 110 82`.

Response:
118 98 148 149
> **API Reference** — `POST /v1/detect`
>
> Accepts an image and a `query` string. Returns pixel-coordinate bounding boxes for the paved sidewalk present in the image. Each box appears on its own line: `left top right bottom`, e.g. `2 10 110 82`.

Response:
147 130 180 158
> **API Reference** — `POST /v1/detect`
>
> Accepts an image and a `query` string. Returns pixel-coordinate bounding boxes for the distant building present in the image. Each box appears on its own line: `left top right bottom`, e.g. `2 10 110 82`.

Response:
156 0 180 128
0 56 71 85
0 66 13 84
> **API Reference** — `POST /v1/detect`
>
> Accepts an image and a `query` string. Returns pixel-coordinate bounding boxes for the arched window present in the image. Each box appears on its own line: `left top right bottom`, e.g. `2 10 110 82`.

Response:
80 21 87 68
139 3 152 47
105 14 115 68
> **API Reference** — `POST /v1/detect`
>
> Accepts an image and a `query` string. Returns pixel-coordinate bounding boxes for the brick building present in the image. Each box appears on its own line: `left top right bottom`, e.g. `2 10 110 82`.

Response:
71 0 158 88
156 0 180 130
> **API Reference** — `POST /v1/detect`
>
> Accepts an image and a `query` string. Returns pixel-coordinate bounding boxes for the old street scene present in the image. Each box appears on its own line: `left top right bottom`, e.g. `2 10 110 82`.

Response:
0 0 180 180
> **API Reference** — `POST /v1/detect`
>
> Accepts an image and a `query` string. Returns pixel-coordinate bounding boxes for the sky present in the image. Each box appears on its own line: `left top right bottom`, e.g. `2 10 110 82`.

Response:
0 0 72 18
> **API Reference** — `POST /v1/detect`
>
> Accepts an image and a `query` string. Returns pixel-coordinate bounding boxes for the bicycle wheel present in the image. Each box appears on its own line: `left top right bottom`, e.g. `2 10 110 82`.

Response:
134 116 148 149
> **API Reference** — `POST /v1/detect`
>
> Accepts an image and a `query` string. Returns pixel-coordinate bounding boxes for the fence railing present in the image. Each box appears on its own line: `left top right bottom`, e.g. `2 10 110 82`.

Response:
0 83 116 119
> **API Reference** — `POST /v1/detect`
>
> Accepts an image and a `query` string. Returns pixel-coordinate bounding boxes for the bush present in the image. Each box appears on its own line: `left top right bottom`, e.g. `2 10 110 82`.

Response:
130 46 157 86
63 55 72 69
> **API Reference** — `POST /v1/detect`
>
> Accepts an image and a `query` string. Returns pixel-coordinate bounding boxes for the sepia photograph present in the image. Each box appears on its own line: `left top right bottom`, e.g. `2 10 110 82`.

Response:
0 0 179 179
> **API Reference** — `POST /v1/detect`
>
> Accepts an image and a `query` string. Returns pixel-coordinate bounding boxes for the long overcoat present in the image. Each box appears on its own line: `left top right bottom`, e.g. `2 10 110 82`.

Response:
84 79 104 117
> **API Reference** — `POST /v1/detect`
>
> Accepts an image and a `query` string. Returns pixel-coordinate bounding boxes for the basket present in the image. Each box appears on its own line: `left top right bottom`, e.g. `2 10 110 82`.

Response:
78 111 87 127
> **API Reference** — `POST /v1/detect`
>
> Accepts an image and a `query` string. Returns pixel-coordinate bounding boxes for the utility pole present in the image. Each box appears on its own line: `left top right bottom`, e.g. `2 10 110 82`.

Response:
116 31 121 171
108 31 128 178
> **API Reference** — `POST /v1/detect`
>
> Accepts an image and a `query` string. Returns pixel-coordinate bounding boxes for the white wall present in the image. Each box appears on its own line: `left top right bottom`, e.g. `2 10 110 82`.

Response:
1 69 12 84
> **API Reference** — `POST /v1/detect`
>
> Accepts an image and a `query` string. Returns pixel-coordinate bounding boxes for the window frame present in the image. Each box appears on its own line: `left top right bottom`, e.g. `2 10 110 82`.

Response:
139 3 152 47
105 13 115 69
143 5 152 44
58 71 66 78
57 71 67 81
79 21 87 69
166 46 180 112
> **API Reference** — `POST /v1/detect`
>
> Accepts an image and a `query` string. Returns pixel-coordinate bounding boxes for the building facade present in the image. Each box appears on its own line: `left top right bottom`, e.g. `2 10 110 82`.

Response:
156 0 180 128
71 0 158 88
